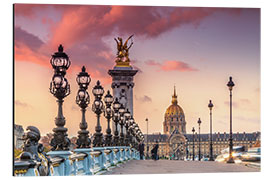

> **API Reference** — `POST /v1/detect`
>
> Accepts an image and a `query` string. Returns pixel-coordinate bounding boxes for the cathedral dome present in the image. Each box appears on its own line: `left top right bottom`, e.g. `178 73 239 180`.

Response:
164 86 184 118
165 104 184 117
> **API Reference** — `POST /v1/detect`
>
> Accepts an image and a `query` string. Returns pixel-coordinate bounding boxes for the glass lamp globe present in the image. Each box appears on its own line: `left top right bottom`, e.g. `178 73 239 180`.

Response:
104 90 114 104
76 66 91 89
113 98 121 111
50 44 70 73
53 74 63 89
124 109 131 119
119 104 125 114
92 80 104 97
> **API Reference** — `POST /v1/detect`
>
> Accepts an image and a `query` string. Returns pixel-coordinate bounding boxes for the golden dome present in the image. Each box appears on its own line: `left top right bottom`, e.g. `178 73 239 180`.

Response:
165 86 184 117
165 104 184 117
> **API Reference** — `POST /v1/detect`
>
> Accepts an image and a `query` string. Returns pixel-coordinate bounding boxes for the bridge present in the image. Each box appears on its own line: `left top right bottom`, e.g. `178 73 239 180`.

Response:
104 160 259 175
14 146 140 176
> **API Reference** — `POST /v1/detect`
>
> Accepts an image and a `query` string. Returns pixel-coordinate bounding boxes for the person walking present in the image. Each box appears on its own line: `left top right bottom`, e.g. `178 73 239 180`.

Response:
151 140 159 161
139 141 145 160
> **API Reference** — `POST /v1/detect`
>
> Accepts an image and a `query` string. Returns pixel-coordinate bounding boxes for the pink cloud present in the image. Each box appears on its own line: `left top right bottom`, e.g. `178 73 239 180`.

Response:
14 5 242 82
145 60 197 72
224 101 239 108
15 41 49 67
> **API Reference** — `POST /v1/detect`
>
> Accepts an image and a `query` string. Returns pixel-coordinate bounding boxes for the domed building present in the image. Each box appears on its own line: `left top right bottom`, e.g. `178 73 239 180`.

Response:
163 86 186 134
144 86 260 160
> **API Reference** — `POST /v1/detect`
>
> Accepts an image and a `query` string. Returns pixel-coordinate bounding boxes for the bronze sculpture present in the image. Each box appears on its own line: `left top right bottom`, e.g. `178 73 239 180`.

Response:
114 35 134 66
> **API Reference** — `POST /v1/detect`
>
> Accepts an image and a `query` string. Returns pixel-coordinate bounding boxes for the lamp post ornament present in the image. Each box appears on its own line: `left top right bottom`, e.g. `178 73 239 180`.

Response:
75 66 91 148
49 44 71 151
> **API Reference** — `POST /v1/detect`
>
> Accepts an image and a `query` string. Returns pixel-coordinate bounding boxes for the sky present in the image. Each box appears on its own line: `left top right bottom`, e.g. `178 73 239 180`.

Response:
14 4 260 136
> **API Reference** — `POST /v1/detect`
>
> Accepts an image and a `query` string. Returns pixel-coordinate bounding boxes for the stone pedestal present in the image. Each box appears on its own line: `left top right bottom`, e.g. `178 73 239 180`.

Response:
108 66 138 133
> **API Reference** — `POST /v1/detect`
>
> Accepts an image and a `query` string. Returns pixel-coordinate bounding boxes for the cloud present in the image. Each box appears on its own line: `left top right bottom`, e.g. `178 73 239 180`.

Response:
15 100 32 108
14 41 49 67
224 101 239 108
234 116 260 124
145 60 197 72
239 99 251 104
224 99 251 109
15 26 44 51
135 95 152 103
14 5 242 82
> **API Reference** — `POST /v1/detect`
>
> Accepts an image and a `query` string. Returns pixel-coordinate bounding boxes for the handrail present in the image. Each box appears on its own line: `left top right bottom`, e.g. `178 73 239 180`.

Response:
14 147 140 176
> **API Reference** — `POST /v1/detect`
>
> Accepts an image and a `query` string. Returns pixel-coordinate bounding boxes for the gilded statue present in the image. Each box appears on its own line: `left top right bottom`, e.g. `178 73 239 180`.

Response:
114 35 134 66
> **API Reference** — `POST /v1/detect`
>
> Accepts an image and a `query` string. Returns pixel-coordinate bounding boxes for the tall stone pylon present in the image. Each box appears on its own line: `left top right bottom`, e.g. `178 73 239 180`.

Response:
108 35 138 132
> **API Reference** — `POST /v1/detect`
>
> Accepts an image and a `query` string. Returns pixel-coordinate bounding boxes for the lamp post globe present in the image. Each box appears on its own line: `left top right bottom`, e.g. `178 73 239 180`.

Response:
76 66 90 89
227 76 235 163
197 118 202 161
50 44 70 76
92 80 104 98
208 100 214 161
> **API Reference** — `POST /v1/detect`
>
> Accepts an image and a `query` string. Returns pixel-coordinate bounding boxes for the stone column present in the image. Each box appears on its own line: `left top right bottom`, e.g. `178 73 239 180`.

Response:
108 66 138 134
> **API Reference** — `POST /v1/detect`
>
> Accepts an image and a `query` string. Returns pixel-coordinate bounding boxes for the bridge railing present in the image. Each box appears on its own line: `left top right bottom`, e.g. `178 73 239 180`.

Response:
14 146 140 176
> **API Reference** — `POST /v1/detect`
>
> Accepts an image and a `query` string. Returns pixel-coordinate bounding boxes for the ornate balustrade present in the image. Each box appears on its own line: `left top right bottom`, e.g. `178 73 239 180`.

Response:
14 146 140 176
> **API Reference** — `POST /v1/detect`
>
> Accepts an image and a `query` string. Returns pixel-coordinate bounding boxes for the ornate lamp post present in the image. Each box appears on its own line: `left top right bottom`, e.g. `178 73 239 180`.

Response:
104 90 114 146
197 118 202 161
227 76 235 163
208 100 214 161
145 118 149 158
75 66 91 148
92 80 105 147
192 127 195 161
128 116 134 145
124 109 131 146
118 104 125 146
131 122 138 147
134 125 140 149
112 98 121 146
49 44 71 151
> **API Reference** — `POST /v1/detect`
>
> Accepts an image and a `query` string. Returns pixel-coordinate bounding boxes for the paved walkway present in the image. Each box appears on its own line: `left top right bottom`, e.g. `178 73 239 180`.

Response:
103 160 260 175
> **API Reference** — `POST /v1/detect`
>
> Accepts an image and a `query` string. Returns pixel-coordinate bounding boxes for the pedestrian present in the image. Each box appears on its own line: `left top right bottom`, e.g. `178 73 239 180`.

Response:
138 141 145 160
151 140 159 161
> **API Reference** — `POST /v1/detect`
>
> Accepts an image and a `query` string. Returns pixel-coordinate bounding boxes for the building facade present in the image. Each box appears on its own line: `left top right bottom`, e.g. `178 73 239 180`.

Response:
145 87 260 160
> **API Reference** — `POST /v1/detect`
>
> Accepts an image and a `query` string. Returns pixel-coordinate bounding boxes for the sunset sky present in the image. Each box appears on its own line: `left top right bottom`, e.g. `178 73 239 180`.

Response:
14 4 260 136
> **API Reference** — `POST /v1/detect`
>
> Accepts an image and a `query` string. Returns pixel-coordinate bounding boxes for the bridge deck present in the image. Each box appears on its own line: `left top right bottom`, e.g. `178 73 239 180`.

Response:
104 160 259 175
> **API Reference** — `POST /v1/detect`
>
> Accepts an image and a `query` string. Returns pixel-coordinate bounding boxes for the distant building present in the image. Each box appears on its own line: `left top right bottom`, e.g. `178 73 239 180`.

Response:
145 87 260 160
14 124 24 149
